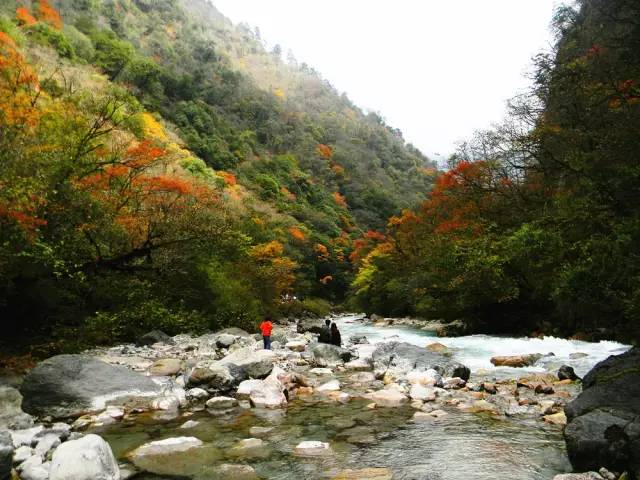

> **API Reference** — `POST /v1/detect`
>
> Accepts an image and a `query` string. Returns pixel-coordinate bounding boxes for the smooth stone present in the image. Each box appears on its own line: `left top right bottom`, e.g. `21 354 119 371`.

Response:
228 438 268 459
248 426 273 437
34 433 61 457
19 457 50 480
13 445 33 465
558 365 580 381
186 388 209 401
11 426 44 448
126 436 219 476
372 342 470 380
293 441 333 457
407 369 442 387
490 354 542 368
409 384 436 401
544 411 567 425
149 359 183 376
349 372 376 383
365 389 408 407
49 434 119 480
344 358 372 371
317 380 341 392
425 342 449 354
205 396 238 409
309 368 333 375
206 463 259 480
179 420 200 429
236 379 264 400
285 341 306 352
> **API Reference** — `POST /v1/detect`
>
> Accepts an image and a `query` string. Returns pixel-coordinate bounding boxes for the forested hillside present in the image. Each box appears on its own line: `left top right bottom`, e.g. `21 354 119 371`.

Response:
351 0 640 344
0 0 435 351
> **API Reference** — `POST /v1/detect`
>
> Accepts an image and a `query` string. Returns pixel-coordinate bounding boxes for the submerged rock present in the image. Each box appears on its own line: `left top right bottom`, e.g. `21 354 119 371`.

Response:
206 463 259 480
365 389 409 407
293 441 333 457
49 434 119 480
127 436 218 476
564 346 639 473
20 355 163 418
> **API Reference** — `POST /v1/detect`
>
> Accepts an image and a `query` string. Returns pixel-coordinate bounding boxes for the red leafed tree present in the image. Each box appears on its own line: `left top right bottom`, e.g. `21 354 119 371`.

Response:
35 0 63 29
15 7 37 26
316 143 333 159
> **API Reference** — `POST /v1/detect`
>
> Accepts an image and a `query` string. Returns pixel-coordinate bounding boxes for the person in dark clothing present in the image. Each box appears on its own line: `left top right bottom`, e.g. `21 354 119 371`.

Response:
330 322 341 347
318 318 332 344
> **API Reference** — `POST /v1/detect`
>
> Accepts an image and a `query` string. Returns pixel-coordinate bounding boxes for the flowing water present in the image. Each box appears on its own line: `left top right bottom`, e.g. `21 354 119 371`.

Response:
94 315 631 479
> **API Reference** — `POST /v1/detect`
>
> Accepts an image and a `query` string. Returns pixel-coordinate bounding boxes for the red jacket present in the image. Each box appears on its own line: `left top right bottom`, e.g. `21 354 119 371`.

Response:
260 321 273 336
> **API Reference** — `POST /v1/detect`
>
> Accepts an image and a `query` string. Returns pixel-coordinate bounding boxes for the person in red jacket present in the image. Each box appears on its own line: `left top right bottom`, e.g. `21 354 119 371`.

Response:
260 317 273 350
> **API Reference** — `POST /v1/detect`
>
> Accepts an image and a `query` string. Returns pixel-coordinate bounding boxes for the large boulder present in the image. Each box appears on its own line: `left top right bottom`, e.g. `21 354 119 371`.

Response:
20 355 163 418
135 330 175 346
564 347 639 473
0 430 12 480
371 342 470 381
127 436 219 477
216 347 276 379
297 318 325 335
311 344 353 367
49 434 119 480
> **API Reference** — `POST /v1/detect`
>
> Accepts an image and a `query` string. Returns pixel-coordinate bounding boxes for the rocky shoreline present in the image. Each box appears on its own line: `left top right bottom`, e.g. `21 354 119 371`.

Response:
0 316 635 480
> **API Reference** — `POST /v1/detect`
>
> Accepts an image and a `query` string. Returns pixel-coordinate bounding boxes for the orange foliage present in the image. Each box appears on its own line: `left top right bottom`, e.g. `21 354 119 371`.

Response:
314 243 329 261
0 31 40 129
16 7 37 26
332 191 347 208
331 164 345 176
35 0 63 29
219 171 237 186
316 143 333 159
288 226 306 241
280 186 296 201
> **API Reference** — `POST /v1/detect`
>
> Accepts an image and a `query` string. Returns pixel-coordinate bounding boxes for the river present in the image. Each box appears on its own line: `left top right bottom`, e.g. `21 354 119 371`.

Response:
94 315 631 480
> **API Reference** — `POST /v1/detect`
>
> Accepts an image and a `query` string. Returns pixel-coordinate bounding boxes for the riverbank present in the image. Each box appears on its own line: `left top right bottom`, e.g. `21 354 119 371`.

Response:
0 315 633 479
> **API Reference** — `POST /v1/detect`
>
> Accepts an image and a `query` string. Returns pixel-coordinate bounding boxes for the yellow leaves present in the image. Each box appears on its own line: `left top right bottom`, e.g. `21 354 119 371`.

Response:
140 113 168 141
273 87 285 99
250 240 284 260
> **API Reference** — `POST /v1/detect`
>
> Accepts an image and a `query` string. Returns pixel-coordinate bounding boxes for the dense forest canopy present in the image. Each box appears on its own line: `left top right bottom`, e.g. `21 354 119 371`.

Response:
1 0 638 352
350 0 640 344
0 0 435 351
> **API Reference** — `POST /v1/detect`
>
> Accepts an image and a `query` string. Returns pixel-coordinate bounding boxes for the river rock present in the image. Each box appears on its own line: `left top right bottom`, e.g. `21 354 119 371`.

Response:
135 330 175 346
426 342 449 354
0 386 33 430
228 438 268 458
543 412 567 425
372 342 469 381
435 319 467 337
293 441 333 457
215 333 237 348
564 347 639 473
365 389 409 407
332 467 393 479
20 355 163 418
311 344 353 367
348 335 369 345
297 318 325 334
205 396 237 409
186 388 209 401
317 379 341 392
0 430 12 480
216 347 276 379
127 436 215 476
285 341 306 352
49 434 119 480
34 433 61 457
490 354 542 368
344 358 373 371
558 365 580 381
409 384 436 401
216 327 252 338
249 374 287 409
149 358 183 376
207 463 259 480
187 363 237 390
17 455 49 480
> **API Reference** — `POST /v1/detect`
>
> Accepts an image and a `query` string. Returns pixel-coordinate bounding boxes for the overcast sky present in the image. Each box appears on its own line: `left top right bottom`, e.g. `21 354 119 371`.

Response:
213 0 562 160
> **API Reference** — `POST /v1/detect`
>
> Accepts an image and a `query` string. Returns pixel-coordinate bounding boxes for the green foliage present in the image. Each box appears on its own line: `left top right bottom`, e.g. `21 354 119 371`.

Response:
27 23 75 58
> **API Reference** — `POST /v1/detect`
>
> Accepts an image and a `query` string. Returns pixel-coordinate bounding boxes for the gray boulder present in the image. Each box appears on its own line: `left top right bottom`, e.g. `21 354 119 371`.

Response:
49 434 119 480
20 355 163 418
372 342 470 381
0 386 33 429
216 327 252 338
136 330 175 346
297 318 324 335
0 430 12 480
216 347 276 379
311 344 353 367
564 346 639 473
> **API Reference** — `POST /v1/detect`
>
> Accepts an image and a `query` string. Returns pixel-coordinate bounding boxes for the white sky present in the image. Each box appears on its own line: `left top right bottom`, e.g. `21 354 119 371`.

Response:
213 0 561 160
